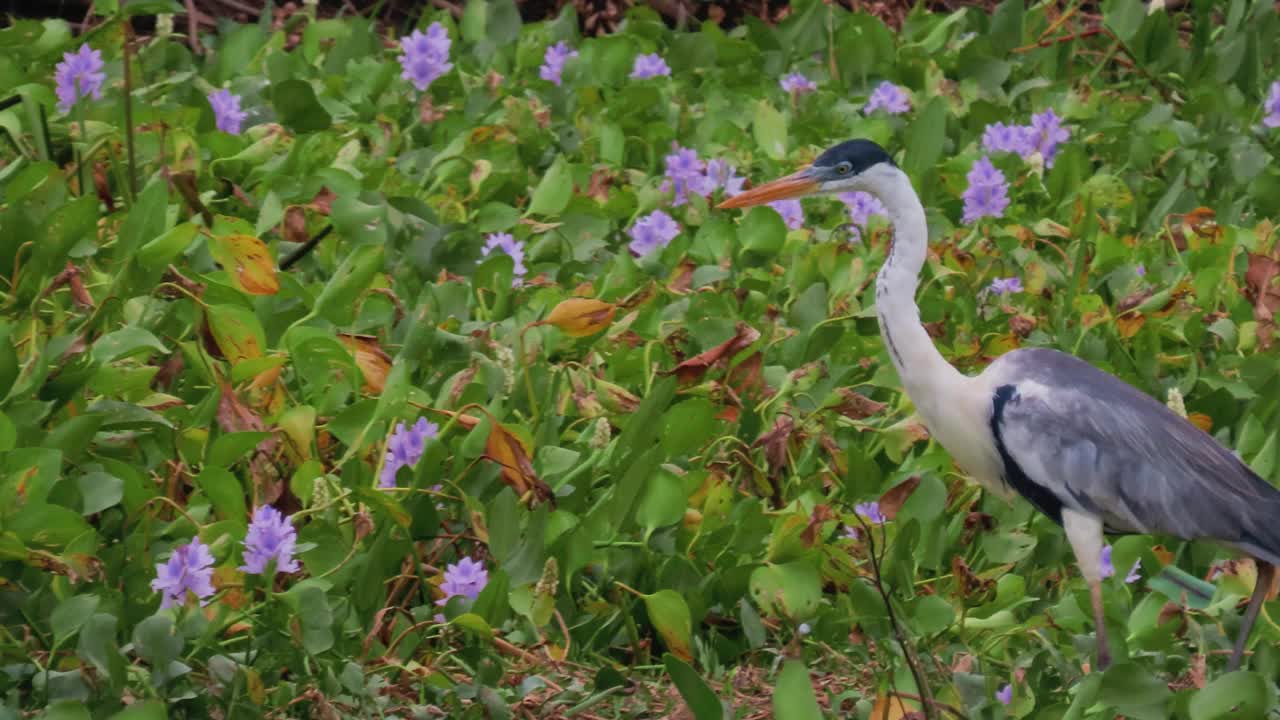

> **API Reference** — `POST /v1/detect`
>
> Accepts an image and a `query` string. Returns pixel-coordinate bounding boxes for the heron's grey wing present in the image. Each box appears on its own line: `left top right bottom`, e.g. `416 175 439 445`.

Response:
986 347 1280 565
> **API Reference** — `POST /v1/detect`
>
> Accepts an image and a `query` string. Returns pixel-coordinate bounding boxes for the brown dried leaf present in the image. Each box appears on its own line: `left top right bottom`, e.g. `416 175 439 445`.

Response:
338 333 392 394
485 423 554 505
282 206 309 246
831 388 886 420
1115 311 1145 339
542 298 617 337
877 476 920 520
669 322 761 383
93 162 114 213
752 414 794 478
418 95 446 124
800 504 836 547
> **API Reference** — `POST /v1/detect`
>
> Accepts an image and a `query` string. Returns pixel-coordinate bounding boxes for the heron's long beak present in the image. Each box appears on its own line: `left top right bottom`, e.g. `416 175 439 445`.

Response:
717 167 820 209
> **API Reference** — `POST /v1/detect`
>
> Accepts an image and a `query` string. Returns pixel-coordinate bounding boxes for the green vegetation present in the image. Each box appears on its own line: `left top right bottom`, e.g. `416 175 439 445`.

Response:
2 0 1279 717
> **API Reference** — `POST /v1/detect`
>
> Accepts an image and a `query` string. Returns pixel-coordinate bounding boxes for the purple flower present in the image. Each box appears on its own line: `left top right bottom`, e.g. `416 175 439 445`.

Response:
436 557 488 608
1135 264 1146 277
981 122 1035 157
1263 80 1280 129
630 53 671 80
151 538 216 609
839 191 887 241
240 506 300 576
661 145 711 206
996 684 1013 706
54 44 106 113
479 232 528 286
1124 558 1142 584
627 210 681 257
208 89 248 135
704 159 745 197
798 622 811 635
768 199 805 230
961 157 1010 224
539 42 578 86
855 501 885 525
380 417 439 488
1027 109 1070 168
863 81 910 115
780 72 817 95
988 276 1023 295
399 23 452 91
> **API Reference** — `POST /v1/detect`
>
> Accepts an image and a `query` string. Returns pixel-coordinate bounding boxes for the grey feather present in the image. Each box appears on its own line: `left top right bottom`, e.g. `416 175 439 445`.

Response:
988 347 1280 565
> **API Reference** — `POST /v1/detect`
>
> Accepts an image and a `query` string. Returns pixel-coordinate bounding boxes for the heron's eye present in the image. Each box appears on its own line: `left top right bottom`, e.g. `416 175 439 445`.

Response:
836 162 852 175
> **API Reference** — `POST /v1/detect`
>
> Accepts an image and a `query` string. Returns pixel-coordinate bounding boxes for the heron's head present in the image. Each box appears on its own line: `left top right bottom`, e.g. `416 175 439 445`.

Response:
717 139 897 209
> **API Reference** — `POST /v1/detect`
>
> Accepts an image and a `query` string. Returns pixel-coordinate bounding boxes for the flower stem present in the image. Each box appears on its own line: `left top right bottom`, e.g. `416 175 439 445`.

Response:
75 102 88 197
121 23 138 205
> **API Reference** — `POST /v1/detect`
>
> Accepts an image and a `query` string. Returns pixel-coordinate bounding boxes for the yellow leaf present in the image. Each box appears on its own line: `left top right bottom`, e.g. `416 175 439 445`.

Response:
211 233 279 296
543 298 616 337
338 334 392 394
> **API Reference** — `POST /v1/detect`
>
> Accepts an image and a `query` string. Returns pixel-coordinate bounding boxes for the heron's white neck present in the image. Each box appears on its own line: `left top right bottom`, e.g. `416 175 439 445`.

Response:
872 169 964 423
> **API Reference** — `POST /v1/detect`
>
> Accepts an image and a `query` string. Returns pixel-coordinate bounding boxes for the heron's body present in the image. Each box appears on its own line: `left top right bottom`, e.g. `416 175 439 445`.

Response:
721 138 1280 671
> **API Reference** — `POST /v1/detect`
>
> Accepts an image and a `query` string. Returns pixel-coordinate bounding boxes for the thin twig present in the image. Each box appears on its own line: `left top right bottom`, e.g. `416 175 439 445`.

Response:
185 0 204 54
279 225 333 270
121 22 138 202
856 513 938 720
1012 26 1102 53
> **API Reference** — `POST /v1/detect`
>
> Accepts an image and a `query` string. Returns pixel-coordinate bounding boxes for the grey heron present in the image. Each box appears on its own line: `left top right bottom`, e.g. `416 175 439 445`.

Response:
718 139 1280 671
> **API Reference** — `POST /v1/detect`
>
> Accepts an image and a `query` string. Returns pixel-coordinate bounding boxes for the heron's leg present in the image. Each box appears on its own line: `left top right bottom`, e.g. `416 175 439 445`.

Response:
1062 508 1110 670
1228 560 1276 671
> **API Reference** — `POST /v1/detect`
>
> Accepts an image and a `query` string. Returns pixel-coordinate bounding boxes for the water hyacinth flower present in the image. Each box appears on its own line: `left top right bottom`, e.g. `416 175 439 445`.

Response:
988 277 1023 295
627 210 681 257
1124 558 1142 584
436 557 488 616
399 23 452 91
208 89 248 135
768 199 804 230
661 145 710 206
54 44 106 113
981 121 1035 157
780 72 817 95
379 417 439 488
1263 80 1280 129
151 538 216 609
996 684 1013 706
1099 545 1115 579
863 81 910 115
855 501 886 525
839 191 887 241
1027 109 1071 168
539 41 578 86
240 506 300 576
704 159 745 197
479 232 528 286
630 53 671 79
1135 263 1146 277
961 157 1010 224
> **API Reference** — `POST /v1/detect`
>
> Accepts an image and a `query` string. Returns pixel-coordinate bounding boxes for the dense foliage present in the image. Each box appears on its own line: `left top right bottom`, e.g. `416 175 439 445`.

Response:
2 0 1280 717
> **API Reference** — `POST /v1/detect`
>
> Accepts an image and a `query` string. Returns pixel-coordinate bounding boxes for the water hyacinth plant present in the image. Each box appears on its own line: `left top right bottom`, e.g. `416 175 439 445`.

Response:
6 2 1280 717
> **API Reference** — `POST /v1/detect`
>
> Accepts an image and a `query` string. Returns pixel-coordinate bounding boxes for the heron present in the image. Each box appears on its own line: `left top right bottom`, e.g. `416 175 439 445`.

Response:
718 139 1280 671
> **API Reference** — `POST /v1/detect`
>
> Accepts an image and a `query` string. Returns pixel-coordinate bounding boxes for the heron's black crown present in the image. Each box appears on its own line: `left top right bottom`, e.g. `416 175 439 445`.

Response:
813 139 895 174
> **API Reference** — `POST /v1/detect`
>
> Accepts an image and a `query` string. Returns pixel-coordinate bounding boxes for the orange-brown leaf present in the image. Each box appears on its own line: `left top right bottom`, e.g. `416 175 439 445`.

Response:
338 333 392 394
485 423 554 505
877 476 921 521
543 298 616 337
211 233 279 295
831 388 887 420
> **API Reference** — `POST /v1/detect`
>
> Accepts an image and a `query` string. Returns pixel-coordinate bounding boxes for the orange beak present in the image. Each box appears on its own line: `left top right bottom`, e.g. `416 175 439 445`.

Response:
717 169 820 209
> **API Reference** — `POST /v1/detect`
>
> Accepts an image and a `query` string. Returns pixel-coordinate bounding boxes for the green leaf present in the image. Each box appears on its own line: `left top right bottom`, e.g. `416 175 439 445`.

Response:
132 614 183 670
526 155 573 217
311 245 384 326
1103 0 1146 43
38 702 91 720
902 97 946 179
51 595 100 645
1148 564 1215 609
773 660 823 720
77 471 123 515
913 594 955 635
660 398 717 456
295 584 335 654
752 101 787 161
1098 662 1170 708
1189 671 1274 720
664 654 723 720
207 432 270 468
76 613 125 691
641 589 694 662
91 327 168 364
750 560 821 620
988 0 1025 55
635 467 687 533
137 221 198 270
194 467 246 521
106 701 167 720
271 79 332 133
739 205 786 255
0 322 18 400
116 179 169 261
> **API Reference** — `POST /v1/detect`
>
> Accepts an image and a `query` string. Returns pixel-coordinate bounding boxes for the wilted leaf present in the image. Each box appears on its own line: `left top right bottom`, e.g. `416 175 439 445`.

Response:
877 476 920 520
209 233 279 295
830 388 887 420
338 333 392 394
485 423 553 505
669 322 761 383
541 298 616 337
